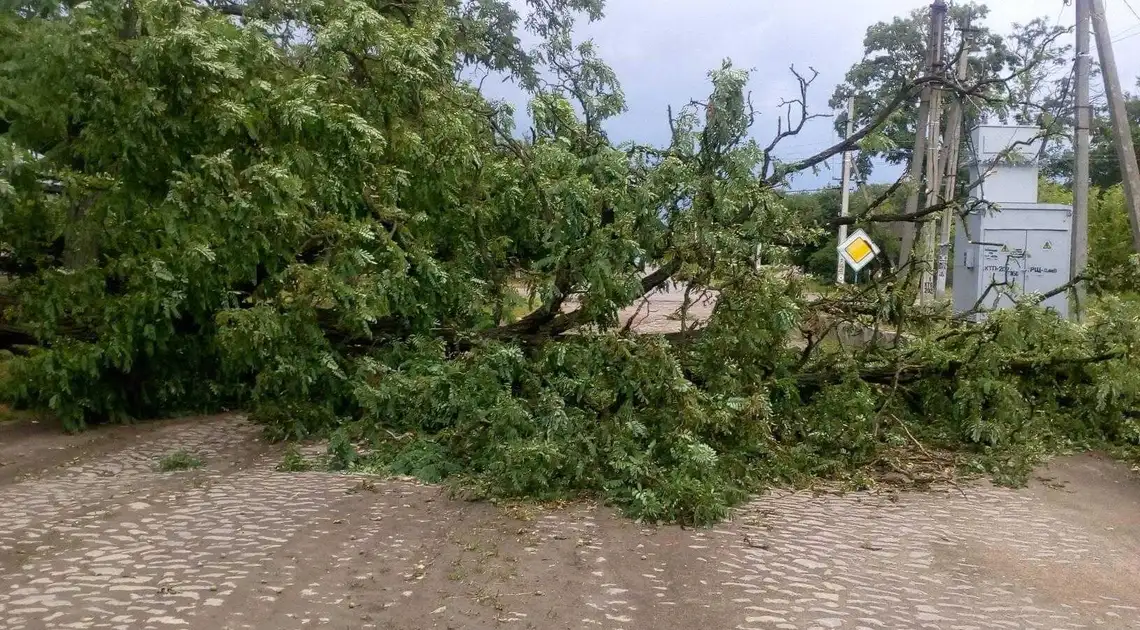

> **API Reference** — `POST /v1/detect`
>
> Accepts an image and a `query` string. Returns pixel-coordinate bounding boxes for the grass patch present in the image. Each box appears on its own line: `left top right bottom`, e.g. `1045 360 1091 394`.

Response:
156 449 204 472
276 443 314 472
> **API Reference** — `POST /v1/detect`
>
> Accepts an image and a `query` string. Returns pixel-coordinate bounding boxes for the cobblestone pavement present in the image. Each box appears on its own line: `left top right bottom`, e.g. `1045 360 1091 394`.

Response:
1 415 1139 629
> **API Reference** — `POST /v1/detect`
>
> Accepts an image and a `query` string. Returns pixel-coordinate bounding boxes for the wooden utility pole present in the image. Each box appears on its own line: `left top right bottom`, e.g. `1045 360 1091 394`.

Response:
1090 0 1140 251
899 1 948 276
1071 0 1091 317
836 97 855 285
934 19 972 300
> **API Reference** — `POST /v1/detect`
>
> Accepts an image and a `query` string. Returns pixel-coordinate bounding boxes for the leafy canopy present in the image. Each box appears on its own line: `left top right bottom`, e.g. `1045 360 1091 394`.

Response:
3 0 1140 524
832 3 1071 178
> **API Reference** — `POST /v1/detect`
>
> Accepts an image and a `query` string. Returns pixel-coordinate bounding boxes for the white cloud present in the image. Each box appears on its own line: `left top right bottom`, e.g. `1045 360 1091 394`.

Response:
488 0 1140 188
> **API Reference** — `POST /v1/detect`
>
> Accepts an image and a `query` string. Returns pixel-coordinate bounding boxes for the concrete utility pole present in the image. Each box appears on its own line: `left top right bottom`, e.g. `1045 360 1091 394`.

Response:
899 1 948 277
917 2 949 304
934 19 972 300
1090 0 1140 251
919 83 945 303
836 97 855 285
1071 0 1091 318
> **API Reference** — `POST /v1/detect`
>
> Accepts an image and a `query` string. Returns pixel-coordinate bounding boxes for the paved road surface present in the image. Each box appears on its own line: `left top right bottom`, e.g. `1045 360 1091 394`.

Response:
1 415 1139 629
613 280 716 334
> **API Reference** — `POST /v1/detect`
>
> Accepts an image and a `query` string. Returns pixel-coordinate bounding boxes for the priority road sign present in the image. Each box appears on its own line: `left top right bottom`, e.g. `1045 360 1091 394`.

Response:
838 229 880 272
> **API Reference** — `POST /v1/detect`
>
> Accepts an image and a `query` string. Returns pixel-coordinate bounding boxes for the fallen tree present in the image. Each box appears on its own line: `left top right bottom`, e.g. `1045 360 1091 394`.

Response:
2 0 1140 523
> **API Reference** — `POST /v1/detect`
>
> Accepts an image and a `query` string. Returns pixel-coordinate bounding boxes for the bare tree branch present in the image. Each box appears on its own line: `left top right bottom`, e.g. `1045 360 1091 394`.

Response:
765 76 940 185
761 66 826 178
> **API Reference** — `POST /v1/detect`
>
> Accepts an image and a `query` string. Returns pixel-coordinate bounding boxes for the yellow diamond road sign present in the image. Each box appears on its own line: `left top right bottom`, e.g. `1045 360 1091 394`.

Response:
838 229 880 272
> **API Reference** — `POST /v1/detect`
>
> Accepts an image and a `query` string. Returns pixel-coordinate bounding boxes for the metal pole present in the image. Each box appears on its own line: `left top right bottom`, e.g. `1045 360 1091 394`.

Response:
1071 0 1091 319
836 97 855 285
934 19 972 299
1090 0 1140 252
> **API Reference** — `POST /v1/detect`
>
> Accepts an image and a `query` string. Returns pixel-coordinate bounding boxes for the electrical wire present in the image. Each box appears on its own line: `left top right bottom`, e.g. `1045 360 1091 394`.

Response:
1123 0 1140 22
1111 22 1140 39
1112 29 1140 43
1113 0 1140 41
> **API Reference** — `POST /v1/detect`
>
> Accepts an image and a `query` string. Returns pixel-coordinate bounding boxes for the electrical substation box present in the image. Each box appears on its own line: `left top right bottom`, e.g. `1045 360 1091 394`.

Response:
951 125 1072 320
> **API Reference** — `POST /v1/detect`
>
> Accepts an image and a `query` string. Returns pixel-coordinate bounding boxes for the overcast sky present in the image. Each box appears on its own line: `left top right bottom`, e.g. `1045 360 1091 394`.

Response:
481 0 1140 190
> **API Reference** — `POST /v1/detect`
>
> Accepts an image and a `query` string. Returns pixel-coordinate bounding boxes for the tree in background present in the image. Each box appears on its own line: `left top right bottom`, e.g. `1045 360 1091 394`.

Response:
1041 81 1135 188
783 185 903 282
1040 179 1138 294
1087 89 1140 190
831 4 1071 179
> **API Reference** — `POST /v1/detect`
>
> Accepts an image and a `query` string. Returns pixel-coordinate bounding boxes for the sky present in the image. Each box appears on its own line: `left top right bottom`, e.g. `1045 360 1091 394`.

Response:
479 0 1140 191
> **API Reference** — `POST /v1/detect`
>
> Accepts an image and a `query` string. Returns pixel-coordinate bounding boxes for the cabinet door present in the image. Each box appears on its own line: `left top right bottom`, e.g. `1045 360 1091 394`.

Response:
979 229 1027 310
1024 230 1069 314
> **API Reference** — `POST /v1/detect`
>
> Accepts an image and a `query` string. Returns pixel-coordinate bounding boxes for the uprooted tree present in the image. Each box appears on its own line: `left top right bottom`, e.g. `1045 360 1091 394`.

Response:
3 0 1140 524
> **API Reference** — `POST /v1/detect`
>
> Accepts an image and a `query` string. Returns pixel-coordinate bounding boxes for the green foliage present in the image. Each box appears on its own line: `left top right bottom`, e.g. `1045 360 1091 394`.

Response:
277 443 313 472
344 287 1140 522
3 0 1140 527
833 5 1071 177
348 330 769 523
157 449 204 472
326 428 358 471
1087 187 1138 292
782 184 900 279
382 439 461 483
1038 179 1139 296
1087 90 1140 189
1038 178 1073 204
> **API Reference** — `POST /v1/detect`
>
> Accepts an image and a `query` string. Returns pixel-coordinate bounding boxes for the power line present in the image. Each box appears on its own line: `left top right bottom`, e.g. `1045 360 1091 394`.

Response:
1111 23 1140 42
1111 22 1140 39
1112 0 1140 40
1123 0 1140 22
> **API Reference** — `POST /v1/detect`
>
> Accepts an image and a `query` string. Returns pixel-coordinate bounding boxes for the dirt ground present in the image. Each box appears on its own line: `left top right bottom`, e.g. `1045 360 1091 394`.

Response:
1 414 1139 630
